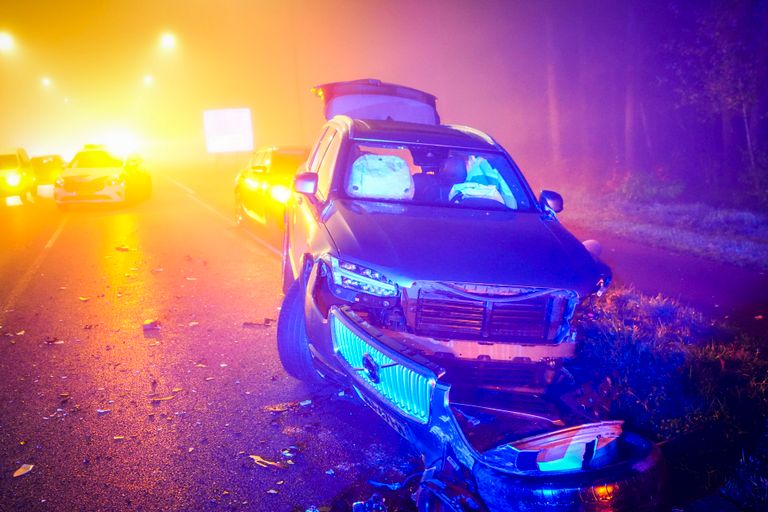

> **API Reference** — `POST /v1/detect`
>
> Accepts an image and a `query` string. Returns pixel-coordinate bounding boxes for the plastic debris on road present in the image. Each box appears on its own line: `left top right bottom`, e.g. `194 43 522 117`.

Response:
96 409 112 415
351 493 387 512
142 319 161 331
188 321 199 327
43 336 64 345
249 455 285 469
12 464 34 478
78 296 89 302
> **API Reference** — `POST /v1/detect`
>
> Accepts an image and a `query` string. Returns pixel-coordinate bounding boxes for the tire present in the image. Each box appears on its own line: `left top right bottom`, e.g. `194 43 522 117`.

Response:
276 280 324 384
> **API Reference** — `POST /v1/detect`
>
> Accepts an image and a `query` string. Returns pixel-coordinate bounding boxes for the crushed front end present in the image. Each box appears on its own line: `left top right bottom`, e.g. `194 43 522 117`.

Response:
312 271 663 510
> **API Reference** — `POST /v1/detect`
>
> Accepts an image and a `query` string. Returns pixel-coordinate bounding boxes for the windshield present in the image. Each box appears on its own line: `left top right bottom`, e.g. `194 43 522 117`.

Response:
0 154 20 170
70 150 123 168
341 142 534 211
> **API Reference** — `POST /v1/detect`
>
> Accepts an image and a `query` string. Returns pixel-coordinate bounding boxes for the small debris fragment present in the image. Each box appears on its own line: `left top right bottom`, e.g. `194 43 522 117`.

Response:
249 455 285 469
15 330 25 336
755 315 764 320
113 435 125 441
325 469 335 476
263 402 297 413
96 409 112 415
267 489 279 494
172 387 183 393
151 267 164 273
219 363 228 368
195 363 207 368
150 395 175 403
59 392 71 399
185 277 198 281
242 318 275 328
204 377 214 381
13 464 34 478
115 245 131 252
142 319 161 331
188 447 195 453
188 321 199 327
299 399 312 407
43 336 64 345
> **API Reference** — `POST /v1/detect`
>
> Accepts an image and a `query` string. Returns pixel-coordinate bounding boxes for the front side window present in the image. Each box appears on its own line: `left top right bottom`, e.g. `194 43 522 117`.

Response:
341 142 533 211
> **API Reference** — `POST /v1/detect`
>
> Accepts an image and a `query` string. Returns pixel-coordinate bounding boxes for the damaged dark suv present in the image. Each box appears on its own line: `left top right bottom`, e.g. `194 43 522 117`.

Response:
278 80 664 511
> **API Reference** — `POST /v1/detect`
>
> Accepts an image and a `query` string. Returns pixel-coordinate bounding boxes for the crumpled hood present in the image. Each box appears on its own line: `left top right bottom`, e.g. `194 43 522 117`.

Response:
324 200 608 296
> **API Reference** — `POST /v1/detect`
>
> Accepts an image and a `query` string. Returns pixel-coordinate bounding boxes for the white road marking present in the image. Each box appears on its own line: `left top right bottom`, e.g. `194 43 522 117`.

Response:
163 175 197 196
162 175 281 259
1 216 69 321
44 219 67 249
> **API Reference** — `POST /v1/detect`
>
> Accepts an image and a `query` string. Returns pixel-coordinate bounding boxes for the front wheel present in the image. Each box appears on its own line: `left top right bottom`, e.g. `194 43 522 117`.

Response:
276 281 324 385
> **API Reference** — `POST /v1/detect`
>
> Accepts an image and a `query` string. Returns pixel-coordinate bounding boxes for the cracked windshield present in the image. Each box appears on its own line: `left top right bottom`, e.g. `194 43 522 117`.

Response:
1 1 767 511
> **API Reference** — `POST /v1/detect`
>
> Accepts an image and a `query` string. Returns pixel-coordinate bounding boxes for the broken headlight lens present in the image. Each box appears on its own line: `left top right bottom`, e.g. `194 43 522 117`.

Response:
326 255 398 297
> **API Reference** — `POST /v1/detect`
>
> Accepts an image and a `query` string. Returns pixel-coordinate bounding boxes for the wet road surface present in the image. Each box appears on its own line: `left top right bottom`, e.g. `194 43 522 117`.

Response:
3 165 765 511
0 167 418 511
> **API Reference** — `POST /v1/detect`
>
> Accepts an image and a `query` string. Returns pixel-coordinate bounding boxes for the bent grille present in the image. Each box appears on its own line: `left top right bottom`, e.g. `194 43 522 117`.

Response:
412 285 576 343
331 310 435 423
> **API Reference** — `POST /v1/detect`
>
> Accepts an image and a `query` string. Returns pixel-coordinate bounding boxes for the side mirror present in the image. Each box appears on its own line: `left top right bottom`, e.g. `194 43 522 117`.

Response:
539 190 563 213
293 172 318 196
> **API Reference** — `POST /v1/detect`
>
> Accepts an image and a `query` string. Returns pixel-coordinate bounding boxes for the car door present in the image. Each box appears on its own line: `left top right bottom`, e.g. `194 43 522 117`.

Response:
287 127 335 280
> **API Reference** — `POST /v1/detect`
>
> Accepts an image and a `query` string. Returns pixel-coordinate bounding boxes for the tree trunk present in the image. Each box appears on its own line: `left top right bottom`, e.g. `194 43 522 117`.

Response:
544 15 562 173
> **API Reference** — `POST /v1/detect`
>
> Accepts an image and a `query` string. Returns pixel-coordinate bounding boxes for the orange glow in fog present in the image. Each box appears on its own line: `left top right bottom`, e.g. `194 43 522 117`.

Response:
269 184 291 203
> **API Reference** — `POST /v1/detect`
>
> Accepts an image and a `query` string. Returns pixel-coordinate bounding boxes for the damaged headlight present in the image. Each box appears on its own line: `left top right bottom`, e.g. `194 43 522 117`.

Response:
326 255 398 298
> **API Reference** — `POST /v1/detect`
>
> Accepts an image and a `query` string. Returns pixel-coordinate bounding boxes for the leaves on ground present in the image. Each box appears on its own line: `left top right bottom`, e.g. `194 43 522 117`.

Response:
13 464 34 478
249 454 285 469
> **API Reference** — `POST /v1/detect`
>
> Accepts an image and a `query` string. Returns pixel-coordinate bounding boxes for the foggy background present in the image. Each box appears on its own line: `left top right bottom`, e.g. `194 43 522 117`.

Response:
2 0 766 201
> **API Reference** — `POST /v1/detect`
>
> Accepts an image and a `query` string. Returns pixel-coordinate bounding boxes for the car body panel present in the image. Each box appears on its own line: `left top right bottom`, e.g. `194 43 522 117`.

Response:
0 148 36 199
54 147 150 204
235 146 309 228
323 199 604 295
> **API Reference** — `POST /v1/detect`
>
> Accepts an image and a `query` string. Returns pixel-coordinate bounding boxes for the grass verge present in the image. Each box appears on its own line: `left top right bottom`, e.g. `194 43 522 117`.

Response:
570 286 768 507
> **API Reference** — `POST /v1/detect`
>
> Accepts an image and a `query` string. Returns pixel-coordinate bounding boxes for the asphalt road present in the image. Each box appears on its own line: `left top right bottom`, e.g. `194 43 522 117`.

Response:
0 168 418 512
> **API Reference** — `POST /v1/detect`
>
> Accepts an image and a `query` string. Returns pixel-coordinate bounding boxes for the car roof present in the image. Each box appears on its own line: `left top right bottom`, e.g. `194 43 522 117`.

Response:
340 117 500 151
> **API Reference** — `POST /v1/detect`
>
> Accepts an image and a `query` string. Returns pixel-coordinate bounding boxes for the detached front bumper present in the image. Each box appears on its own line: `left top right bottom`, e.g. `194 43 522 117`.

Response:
327 306 665 511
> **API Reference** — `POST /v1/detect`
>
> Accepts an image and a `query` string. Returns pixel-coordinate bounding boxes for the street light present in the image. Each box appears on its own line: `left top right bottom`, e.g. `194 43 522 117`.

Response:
159 32 176 51
41 76 53 88
0 31 14 53
143 74 154 86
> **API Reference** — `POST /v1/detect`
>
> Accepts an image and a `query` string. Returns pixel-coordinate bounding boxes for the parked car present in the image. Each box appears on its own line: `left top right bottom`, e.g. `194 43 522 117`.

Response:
234 146 309 229
0 147 36 203
277 80 664 511
54 145 151 207
31 154 65 185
